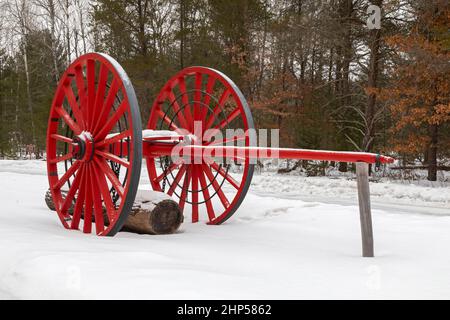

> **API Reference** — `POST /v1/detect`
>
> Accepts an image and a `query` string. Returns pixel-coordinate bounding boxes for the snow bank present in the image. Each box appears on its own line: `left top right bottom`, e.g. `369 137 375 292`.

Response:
251 173 450 208
1 160 450 299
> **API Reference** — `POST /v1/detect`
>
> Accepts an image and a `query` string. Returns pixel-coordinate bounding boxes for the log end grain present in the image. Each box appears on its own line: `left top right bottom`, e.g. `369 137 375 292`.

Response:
122 198 183 235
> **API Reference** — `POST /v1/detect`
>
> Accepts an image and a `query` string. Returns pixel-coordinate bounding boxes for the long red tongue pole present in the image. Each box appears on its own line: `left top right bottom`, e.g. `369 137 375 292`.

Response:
144 143 395 164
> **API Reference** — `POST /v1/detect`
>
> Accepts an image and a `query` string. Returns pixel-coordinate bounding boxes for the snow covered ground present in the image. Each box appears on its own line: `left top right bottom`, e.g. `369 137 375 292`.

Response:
0 160 449 299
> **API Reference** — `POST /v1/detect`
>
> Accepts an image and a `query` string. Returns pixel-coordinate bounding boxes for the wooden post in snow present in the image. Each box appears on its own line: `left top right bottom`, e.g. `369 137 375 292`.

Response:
356 162 374 257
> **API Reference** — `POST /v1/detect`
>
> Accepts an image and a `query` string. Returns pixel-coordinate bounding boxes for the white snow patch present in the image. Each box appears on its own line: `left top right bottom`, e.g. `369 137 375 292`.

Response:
0 160 449 299
251 173 450 208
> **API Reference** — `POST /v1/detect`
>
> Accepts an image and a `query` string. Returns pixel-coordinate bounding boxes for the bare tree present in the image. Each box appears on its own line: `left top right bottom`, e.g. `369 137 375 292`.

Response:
8 0 38 148
59 0 72 63
74 0 88 55
34 0 63 82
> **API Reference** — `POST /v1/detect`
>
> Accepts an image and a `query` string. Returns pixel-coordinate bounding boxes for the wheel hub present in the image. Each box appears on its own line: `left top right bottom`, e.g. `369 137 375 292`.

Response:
72 132 94 162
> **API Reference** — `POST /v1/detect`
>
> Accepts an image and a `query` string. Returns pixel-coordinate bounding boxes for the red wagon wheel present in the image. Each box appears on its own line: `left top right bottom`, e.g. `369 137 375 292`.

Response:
46 53 142 236
146 66 255 225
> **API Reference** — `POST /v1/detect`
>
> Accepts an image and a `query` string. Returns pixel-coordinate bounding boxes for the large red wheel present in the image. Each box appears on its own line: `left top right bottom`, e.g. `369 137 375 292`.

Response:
146 67 255 225
46 53 142 236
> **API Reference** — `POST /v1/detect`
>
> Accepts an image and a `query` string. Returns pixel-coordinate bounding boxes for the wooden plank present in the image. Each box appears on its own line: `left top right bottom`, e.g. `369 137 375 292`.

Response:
356 162 374 257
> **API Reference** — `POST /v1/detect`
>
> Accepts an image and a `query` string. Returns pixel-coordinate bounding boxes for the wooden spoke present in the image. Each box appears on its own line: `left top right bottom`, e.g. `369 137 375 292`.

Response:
90 164 105 234
50 152 73 164
56 107 82 135
179 166 191 211
94 157 125 198
83 164 93 233
154 162 181 183
63 84 85 129
193 72 202 122
167 90 189 129
71 165 86 230
197 168 215 221
95 100 128 140
178 76 193 130
203 164 230 209
167 165 187 196
86 59 96 126
92 64 109 130
211 106 241 131
210 162 239 190
157 108 180 131
51 134 73 144
191 165 199 222
95 150 130 168
53 161 81 190
60 164 83 213
96 130 131 147
202 75 216 122
74 66 87 111
205 89 231 129
93 77 120 134
93 160 117 222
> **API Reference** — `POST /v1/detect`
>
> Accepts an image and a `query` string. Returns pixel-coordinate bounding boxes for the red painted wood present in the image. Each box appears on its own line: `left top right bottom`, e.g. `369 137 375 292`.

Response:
143 143 394 164
47 53 140 236
197 169 215 221
203 164 230 209
83 165 93 234
167 165 187 196
93 160 117 222
191 164 199 223
179 166 192 211
71 166 86 230
91 164 105 235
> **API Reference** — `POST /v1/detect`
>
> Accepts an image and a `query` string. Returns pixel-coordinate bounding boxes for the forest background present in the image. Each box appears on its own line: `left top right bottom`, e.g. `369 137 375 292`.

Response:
0 0 448 180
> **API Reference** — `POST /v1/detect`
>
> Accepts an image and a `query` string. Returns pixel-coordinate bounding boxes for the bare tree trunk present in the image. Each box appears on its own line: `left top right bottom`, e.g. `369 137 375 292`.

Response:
336 0 354 172
48 0 60 82
76 0 87 54
427 123 438 181
137 0 148 57
33 0 60 82
14 63 21 152
257 1 268 98
22 43 37 148
15 0 37 147
74 28 79 57
310 42 316 84
63 0 71 64
363 0 383 152
179 0 185 69
328 47 333 94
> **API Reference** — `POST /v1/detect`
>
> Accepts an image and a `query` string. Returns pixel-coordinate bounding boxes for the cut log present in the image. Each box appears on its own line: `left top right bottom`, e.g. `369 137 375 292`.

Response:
45 189 74 212
45 188 57 211
45 189 183 235
122 190 183 235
